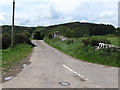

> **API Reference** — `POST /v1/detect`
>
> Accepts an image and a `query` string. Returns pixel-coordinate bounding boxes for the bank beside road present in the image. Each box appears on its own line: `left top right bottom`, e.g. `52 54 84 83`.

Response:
44 37 119 67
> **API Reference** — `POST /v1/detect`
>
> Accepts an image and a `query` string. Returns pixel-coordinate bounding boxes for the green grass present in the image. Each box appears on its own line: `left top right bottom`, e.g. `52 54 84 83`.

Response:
91 35 119 46
29 38 37 40
1 44 32 72
44 37 120 67
106 37 119 46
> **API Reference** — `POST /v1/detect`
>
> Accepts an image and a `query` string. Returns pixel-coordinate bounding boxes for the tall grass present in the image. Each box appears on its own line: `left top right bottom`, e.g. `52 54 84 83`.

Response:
44 37 120 67
2 44 32 72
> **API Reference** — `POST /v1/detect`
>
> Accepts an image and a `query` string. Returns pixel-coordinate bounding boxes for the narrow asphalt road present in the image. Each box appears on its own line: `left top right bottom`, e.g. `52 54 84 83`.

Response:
3 40 118 88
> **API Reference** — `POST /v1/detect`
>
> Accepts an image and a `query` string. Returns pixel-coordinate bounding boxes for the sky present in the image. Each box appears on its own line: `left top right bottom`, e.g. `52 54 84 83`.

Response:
0 0 119 27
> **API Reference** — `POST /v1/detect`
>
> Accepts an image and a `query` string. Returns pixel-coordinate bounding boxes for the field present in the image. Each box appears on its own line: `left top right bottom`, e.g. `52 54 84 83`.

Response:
1 44 32 72
91 36 119 46
44 36 120 67
106 37 119 46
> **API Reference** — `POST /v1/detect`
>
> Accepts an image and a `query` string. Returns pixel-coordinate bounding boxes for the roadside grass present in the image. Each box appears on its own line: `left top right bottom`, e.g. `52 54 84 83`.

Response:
2 44 32 72
44 37 120 67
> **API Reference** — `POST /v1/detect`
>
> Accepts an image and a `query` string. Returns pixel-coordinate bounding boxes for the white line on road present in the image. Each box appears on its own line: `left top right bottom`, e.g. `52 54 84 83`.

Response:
62 64 88 81
62 65 101 87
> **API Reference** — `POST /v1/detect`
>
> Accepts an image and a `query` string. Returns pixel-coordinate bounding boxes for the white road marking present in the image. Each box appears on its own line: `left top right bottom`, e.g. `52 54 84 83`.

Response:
62 64 88 80
62 65 102 87
96 85 101 88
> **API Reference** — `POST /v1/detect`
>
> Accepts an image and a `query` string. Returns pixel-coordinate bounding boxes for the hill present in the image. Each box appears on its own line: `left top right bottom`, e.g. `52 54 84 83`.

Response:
1 22 119 39
44 22 116 38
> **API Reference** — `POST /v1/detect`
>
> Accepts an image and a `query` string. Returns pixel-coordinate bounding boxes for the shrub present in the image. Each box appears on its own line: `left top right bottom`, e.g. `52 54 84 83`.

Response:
82 37 110 46
22 32 31 38
14 33 30 45
47 33 53 38
2 33 11 49
2 32 31 49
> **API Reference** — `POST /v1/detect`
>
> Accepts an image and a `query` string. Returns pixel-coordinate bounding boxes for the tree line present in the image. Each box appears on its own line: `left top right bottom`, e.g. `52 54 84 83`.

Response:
43 22 117 38
1 25 36 49
1 22 119 49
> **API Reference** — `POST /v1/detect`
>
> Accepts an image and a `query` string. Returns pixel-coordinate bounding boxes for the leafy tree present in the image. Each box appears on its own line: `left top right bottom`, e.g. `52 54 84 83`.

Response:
2 32 31 49
47 33 53 38
33 30 45 40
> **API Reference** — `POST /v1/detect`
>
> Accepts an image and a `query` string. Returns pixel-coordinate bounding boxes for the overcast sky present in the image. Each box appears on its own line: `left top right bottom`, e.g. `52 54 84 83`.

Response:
0 0 119 27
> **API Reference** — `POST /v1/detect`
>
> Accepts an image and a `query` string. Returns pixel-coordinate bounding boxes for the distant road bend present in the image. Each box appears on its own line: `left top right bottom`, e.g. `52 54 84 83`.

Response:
3 40 118 88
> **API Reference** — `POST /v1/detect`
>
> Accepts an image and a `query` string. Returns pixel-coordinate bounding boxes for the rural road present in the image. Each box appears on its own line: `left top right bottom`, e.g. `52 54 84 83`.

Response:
2 40 118 88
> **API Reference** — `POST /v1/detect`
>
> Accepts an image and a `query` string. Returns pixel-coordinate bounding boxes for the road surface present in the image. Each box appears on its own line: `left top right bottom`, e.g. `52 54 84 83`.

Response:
2 40 118 88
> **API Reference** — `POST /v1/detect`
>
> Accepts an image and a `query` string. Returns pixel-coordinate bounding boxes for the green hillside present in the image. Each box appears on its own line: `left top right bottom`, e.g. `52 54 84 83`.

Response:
41 22 117 38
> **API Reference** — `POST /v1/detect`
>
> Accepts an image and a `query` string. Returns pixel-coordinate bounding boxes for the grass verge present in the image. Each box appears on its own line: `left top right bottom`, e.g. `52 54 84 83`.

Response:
44 37 120 67
1 44 32 72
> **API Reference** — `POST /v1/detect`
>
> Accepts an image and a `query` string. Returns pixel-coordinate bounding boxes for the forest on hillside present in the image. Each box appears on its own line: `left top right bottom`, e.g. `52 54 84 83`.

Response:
42 22 119 38
1 22 120 36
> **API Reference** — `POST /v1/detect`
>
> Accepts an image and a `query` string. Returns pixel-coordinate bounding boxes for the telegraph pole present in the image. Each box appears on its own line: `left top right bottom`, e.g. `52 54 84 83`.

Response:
11 0 15 47
118 1 120 27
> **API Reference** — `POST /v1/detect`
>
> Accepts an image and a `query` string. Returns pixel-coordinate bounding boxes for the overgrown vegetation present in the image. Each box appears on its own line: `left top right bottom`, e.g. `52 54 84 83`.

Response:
44 37 119 67
2 32 32 49
2 44 32 72
33 30 45 40
1 25 34 73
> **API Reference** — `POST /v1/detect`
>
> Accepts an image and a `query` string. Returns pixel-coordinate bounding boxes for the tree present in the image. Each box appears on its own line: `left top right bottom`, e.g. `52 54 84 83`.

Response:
33 30 45 40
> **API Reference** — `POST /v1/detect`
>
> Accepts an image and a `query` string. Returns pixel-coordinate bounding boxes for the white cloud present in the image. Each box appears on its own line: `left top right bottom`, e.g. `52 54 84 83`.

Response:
0 0 12 5
50 0 82 13
0 13 6 21
0 12 11 25
80 19 90 23
99 11 115 18
92 8 118 27
0 0 118 27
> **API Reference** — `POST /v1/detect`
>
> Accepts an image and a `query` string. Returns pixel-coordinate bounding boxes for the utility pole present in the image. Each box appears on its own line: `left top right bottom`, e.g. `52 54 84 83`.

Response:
11 0 15 47
118 1 120 27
